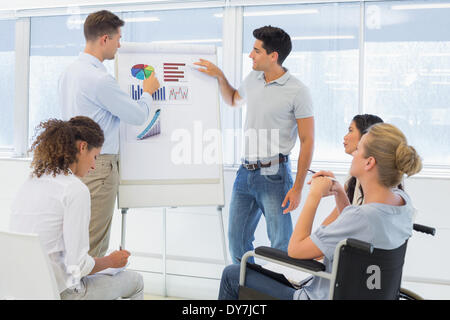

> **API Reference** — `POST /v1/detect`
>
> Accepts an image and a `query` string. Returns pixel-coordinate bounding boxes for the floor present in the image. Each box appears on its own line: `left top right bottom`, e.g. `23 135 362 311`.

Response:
144 294 184 300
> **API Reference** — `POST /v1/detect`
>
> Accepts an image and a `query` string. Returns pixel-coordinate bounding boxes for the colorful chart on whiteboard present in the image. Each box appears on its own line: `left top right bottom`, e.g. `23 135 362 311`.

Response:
128 61 191 105
125 59 195 142
117 43 222 188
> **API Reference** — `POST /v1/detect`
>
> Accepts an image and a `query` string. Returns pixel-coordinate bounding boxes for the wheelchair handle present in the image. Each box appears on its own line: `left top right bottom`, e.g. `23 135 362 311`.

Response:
413 224 436 236
346 238 374 254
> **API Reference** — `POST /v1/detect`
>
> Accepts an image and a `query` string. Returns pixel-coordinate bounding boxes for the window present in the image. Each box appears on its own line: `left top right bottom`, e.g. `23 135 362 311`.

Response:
29 15 84 144
364 0 450 166
121 8 222 47
9 1 450 170
28 14 116 145
242 3 360 163
28 7 224 154
0 19 15 149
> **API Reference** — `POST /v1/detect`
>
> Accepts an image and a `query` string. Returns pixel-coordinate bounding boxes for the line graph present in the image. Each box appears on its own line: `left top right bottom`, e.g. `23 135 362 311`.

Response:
168 86 189 101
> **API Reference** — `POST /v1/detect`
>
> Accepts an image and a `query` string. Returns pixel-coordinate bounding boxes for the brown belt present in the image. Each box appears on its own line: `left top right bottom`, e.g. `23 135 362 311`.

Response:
243 155 289 171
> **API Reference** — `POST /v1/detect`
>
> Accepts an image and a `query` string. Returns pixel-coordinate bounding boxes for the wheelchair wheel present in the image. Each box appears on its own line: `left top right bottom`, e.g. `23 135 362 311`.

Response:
399 287 424 300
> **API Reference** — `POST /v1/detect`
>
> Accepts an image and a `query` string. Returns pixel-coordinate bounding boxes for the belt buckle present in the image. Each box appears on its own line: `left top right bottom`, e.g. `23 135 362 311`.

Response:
260 161 272 168
245 163 258 171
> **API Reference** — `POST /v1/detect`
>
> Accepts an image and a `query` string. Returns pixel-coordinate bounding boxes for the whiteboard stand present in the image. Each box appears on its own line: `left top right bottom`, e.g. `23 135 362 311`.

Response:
162 207 167 297
217 205 228 265
120 208 128 249
116 42 227 297
119 205 229 297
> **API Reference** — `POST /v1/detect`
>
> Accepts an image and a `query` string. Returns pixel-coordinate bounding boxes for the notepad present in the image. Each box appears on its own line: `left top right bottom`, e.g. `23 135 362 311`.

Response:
262 262 313 287
97 263 129 276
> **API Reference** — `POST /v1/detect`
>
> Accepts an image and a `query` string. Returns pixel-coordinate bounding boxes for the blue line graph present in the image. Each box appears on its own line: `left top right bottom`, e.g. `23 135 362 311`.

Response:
137 109 161 140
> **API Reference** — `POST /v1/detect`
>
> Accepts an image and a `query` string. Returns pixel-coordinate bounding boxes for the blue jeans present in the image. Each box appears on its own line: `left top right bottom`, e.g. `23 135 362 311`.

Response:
228 161 294 264
218 264 296 300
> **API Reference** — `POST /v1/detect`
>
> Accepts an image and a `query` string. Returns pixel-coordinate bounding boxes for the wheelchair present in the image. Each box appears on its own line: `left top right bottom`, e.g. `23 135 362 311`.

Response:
238 223 436 300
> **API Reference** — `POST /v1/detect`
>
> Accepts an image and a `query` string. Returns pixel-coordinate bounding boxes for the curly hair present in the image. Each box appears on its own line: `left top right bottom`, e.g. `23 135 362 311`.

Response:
30 116 104 178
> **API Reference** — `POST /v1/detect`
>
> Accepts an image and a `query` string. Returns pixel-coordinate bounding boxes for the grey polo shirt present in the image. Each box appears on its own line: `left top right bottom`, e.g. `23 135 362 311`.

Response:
237 69 313 162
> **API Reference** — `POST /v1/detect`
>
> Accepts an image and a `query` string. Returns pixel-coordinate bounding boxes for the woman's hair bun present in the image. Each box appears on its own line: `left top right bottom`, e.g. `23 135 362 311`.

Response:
395 143 422 177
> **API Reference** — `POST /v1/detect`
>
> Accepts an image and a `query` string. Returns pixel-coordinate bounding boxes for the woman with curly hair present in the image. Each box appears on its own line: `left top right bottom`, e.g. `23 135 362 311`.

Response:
10 116 144 300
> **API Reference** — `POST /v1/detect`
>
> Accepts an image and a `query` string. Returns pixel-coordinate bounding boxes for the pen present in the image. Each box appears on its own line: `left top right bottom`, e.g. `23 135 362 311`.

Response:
308 169 338 182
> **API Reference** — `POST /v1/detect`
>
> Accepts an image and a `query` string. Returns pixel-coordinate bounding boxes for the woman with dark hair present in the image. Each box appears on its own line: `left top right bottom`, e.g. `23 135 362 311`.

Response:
318 114 384 229
343 114 384 204
10 116 144 300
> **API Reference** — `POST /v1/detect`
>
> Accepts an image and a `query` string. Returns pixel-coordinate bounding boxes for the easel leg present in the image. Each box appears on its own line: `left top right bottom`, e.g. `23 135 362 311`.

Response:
217 206 229 265
121 208 128 249
162 207 167 297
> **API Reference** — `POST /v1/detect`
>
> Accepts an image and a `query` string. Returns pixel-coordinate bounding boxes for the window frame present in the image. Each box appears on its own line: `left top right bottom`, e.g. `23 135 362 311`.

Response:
0 17 18 155
3 0 450 178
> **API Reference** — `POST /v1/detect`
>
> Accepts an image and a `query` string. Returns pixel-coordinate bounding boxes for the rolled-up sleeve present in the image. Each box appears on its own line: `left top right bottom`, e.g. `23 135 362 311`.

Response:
62 182 95 287
96 73 152 125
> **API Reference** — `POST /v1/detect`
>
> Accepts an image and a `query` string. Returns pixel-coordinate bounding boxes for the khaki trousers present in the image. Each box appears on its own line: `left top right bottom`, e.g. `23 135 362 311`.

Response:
60 271 144 300
81 154 119 257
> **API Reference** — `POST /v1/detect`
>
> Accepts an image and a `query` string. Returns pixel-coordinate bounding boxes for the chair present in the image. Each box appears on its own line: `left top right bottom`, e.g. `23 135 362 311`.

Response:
0 230 60 300
238 223 435 300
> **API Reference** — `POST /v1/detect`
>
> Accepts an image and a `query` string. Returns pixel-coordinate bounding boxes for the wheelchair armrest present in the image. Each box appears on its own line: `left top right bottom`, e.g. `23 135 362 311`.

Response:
254 246 326 272
413 223 436 236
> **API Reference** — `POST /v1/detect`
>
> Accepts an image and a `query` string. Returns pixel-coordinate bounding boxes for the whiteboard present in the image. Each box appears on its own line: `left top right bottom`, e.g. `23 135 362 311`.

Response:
116 43 224 208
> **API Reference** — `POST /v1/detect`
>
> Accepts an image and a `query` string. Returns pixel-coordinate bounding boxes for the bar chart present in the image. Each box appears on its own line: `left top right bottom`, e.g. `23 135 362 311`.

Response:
163 62 186 82
152 87 166 101
130 84 143 100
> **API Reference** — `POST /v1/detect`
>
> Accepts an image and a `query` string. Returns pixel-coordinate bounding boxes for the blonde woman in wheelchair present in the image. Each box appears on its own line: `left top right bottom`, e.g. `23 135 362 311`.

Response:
219 123 422 300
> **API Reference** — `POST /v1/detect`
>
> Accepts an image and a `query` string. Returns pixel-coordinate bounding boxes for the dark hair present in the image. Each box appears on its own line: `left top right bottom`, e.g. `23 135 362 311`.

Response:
30 116 104 178
84 10 124 41
352 114 384 135
253 26 292 65
346 114 384 204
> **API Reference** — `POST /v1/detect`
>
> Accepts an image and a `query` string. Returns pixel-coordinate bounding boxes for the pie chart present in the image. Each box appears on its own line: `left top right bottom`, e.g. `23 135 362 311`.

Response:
131 64 154 80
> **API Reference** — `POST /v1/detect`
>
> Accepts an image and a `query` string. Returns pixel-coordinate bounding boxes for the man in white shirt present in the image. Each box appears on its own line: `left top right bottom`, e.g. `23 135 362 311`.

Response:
58 10 160 257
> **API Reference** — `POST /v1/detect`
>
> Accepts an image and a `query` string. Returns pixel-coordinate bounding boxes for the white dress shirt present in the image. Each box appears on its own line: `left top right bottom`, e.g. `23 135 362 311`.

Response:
58 52 152 154
10 172 95 293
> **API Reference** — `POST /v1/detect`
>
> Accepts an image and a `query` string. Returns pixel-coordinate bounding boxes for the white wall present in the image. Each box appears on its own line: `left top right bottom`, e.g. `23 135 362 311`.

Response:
1 158 449 299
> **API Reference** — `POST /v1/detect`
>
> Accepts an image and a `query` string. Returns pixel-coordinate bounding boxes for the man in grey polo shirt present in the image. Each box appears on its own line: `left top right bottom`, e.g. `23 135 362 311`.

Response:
195 26 314 263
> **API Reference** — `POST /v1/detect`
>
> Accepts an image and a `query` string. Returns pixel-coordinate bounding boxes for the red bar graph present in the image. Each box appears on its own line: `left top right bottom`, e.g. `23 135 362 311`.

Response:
163 62 186 82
